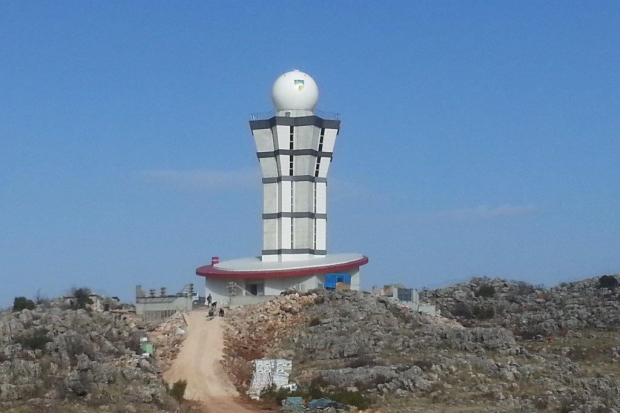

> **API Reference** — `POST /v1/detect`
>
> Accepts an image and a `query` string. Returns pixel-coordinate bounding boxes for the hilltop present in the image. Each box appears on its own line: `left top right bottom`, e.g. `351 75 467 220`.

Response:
1 275 619 413
0 295 188 413
224 275 620 413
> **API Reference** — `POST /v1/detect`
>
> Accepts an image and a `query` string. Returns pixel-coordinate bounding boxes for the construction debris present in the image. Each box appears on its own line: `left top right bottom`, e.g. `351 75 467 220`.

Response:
248 358 293 399
148 311 188 371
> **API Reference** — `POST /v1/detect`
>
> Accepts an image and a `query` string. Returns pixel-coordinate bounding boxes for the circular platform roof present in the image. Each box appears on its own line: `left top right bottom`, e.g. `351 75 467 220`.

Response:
196 253 368 280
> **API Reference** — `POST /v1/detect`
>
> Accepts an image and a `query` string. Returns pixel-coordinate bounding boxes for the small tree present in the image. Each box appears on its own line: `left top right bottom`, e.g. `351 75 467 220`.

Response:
13 296 35 312
472 304 495 320
451 302 473 319
169 379 187 402
475 285 496 298
14 328 51 351
72 288 93 309
598 275 618 290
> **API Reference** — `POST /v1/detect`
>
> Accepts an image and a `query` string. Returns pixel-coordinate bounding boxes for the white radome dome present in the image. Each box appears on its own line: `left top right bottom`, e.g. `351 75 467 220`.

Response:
272 70 319 111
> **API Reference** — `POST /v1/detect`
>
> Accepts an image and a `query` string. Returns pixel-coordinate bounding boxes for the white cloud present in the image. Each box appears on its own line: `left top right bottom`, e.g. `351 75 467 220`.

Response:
424 204 537 222
373 204 537 226
140 169 261 192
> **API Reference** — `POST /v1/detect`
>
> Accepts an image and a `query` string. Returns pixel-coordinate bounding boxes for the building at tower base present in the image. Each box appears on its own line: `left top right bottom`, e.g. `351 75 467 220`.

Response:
196 70 368 306
197 253 367 307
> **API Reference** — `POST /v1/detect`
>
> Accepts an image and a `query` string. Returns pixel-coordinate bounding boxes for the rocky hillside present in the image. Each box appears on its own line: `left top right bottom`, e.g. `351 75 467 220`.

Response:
421 276 620 336
0 298 183 413
225 275 620 413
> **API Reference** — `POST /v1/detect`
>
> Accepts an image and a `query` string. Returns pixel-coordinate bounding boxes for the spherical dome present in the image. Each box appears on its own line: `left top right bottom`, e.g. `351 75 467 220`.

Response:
271 70 319 111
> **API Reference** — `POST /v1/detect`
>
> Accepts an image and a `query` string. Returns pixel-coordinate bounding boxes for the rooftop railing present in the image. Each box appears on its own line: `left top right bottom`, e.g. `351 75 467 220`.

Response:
249 109 340 121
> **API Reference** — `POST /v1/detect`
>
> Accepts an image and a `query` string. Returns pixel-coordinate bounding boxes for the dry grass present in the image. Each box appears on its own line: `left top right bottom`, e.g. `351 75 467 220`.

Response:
379 393 499 413
523 330 620 373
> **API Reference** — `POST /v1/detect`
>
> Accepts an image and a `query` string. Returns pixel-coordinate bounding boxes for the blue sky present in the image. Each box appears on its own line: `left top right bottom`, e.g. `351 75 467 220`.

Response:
1 1 619 306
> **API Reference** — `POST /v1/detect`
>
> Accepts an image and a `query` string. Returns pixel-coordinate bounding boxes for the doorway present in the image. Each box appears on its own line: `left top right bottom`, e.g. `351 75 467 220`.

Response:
245 281 265 296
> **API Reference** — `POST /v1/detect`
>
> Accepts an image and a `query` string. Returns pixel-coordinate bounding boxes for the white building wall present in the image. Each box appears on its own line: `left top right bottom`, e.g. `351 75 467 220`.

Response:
254 129 275 152
205 278 232 306
205 266 362 307
264 274 321 294
315 219 327 251
318 158 331 178
263 220 278 250
275 125 290 150
321 129 338 153
280 217 292 249
264 277 288 295
260 157 278 178
295 125 317 149
264 184 279 213
294 181 313 212
280 181 292 212
251 116 341 262
278 155 290 175
294 155 315 175
315 183 327 213
293 218 312 249
349 268 361 290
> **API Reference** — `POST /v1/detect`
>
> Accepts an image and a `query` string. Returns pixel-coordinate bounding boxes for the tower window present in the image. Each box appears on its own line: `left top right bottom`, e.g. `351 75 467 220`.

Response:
289 126 294 175
313 183 317 249
314 158 321 177
315 128 325 177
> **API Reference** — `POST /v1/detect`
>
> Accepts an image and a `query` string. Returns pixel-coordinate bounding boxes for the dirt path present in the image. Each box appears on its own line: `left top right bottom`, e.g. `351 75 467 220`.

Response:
163 311 258 413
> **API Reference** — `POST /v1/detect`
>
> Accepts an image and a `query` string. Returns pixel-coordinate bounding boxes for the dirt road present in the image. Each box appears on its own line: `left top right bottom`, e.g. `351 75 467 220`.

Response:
163 311 258 413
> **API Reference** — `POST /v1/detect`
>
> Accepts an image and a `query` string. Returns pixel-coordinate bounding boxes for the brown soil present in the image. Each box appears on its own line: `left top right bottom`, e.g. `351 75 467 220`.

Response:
163 310 260 413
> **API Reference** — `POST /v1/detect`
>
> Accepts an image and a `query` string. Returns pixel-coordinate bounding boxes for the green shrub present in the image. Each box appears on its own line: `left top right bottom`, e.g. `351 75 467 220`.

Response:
328 390 370 410
598 275 618 290
169 379 187 402
308 317 321 327
567 346 595 362
72 288 93 310
126 332 143 355
13 296 35 312
413 359 434 371
534 397 549 410
475 285 496 298
259 384 303 404
513 327 543 341
451 302 472 319
515 281 535 295
64 336 97 365
261 378 371 410
14 328 51 351
472 304 495 320
346 353 377 368
307 376 328 399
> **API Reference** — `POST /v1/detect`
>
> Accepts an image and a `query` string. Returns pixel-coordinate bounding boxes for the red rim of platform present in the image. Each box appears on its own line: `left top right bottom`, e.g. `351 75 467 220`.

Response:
196 256 369 280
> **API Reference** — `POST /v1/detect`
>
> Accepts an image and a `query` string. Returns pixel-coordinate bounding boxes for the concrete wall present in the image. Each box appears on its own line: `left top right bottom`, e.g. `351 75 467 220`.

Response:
349 268 361 291
203 267 361 308
204 277 232 306
135 296 192 323
229 295 273 308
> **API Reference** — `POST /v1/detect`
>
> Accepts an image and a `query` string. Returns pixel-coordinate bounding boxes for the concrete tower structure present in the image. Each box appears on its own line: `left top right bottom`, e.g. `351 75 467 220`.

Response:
250 70 339 262
196 70 368 306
